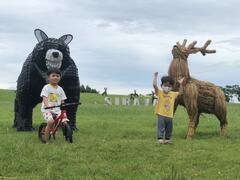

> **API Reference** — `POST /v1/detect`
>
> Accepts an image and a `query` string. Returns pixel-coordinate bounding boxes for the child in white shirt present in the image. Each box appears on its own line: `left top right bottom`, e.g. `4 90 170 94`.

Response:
40 68 67 144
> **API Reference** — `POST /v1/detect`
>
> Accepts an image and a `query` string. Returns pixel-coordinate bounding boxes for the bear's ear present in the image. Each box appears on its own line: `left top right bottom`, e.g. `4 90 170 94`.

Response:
34 29 48 42
59 34 73 45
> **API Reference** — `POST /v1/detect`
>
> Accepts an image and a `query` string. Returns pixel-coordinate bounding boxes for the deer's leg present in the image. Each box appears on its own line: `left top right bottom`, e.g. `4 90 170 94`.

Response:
173 99 179 115
186 117 196 139
214 90 228 136
183 83 198 139
215 110 227 136
220 121 227 136
186 112 198 139
194 113 200 132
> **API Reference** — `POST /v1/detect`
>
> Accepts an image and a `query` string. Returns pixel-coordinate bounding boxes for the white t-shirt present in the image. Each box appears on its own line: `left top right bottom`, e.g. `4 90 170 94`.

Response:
40 84 67 114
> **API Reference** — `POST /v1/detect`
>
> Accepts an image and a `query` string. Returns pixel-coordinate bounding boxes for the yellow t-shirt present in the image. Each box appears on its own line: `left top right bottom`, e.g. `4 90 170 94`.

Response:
155 90 179 118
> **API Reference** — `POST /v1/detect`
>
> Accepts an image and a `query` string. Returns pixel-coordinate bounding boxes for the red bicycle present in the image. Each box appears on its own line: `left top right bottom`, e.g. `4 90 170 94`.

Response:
38 102 81 143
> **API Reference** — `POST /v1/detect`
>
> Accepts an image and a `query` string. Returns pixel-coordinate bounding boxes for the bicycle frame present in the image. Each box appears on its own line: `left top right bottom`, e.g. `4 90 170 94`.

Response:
50 110 67 136
39 102 80 143
43 102 80 137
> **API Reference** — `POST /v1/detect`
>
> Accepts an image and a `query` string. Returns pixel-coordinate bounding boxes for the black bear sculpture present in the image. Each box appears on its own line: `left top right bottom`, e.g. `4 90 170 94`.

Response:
14 29 80 131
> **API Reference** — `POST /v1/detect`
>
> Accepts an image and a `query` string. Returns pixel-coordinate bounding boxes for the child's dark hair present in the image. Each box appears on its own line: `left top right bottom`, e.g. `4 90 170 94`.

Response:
161 76 174 86
47 68 62 76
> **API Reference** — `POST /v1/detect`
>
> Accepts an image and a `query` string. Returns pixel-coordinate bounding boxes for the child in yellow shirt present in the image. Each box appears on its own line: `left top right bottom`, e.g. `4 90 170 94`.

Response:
153 72 184 144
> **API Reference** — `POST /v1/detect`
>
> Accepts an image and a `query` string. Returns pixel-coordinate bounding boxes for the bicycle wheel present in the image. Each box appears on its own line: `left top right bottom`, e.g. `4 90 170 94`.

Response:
62 123 73 143
38 123 51 143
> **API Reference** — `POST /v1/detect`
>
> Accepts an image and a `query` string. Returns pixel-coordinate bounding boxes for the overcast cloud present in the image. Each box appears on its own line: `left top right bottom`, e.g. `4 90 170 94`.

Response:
0 0 239 94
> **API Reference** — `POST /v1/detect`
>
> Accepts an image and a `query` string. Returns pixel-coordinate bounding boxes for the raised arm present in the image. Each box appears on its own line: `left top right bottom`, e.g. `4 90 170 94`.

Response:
153 72 159 94
177 77 185 95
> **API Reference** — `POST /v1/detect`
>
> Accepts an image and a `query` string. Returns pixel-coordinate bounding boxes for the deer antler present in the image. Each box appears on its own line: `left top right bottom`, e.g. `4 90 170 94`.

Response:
199 40 216 55
176 39 216 56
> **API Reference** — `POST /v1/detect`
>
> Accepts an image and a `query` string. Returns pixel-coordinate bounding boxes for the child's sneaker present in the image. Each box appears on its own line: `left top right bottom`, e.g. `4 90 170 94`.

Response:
42 140 49 144
164 139 172 144
158 139 164 144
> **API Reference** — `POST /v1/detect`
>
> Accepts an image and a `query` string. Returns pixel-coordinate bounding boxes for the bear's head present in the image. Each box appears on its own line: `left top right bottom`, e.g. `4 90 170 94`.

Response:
32 29 73 73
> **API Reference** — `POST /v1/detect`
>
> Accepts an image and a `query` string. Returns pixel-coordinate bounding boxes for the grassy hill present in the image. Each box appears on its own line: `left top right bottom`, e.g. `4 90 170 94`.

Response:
0 89 240 179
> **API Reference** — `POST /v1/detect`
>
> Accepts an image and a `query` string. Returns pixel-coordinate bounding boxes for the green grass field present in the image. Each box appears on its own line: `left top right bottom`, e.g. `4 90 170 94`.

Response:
0 89 240 180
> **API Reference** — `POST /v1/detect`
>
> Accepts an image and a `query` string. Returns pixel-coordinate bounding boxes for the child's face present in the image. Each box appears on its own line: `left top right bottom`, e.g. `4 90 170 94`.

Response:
161 82 173 93
48 73 61 85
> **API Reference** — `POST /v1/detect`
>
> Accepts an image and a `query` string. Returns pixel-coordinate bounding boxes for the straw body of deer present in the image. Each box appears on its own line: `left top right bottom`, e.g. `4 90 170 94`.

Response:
168 40 227 139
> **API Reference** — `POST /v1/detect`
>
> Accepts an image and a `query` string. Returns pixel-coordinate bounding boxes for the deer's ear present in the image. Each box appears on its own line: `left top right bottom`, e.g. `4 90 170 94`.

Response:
34 29 48 42
59 34 73 45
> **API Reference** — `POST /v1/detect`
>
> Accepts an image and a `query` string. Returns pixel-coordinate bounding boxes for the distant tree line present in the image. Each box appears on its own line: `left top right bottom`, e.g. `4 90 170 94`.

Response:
80 85 99 93
220 85 240 102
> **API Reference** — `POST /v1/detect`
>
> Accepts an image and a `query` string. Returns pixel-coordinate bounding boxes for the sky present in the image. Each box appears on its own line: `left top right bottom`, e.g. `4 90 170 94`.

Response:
0 0 240 95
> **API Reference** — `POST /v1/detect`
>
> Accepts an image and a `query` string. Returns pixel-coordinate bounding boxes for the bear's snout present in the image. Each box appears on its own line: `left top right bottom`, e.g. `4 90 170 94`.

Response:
52 51 59 58
45 49 63 69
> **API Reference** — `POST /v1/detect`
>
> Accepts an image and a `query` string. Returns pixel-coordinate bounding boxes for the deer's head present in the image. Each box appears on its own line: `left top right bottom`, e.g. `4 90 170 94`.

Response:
169 39 216 89
172 39 216 60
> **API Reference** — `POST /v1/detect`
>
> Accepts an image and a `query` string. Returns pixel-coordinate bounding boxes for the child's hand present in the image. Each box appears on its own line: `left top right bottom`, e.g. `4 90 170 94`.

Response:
178 77 185 84
154 72 158 77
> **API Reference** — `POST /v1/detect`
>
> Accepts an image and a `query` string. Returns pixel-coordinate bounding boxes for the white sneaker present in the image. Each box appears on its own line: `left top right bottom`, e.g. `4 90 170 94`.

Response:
165 139 172 144
158 139 164 144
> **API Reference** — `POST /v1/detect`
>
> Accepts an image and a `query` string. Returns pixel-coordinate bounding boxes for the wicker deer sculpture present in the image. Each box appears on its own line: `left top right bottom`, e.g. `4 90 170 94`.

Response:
168 39 227 139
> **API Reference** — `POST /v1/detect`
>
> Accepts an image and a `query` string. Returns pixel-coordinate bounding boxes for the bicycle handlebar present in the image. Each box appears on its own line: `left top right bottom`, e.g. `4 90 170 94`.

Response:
44 102 81 109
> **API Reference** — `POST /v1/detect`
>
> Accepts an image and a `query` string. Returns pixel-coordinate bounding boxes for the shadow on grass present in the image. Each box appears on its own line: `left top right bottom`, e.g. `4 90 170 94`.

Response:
176 130 221 140
193 131 220 139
